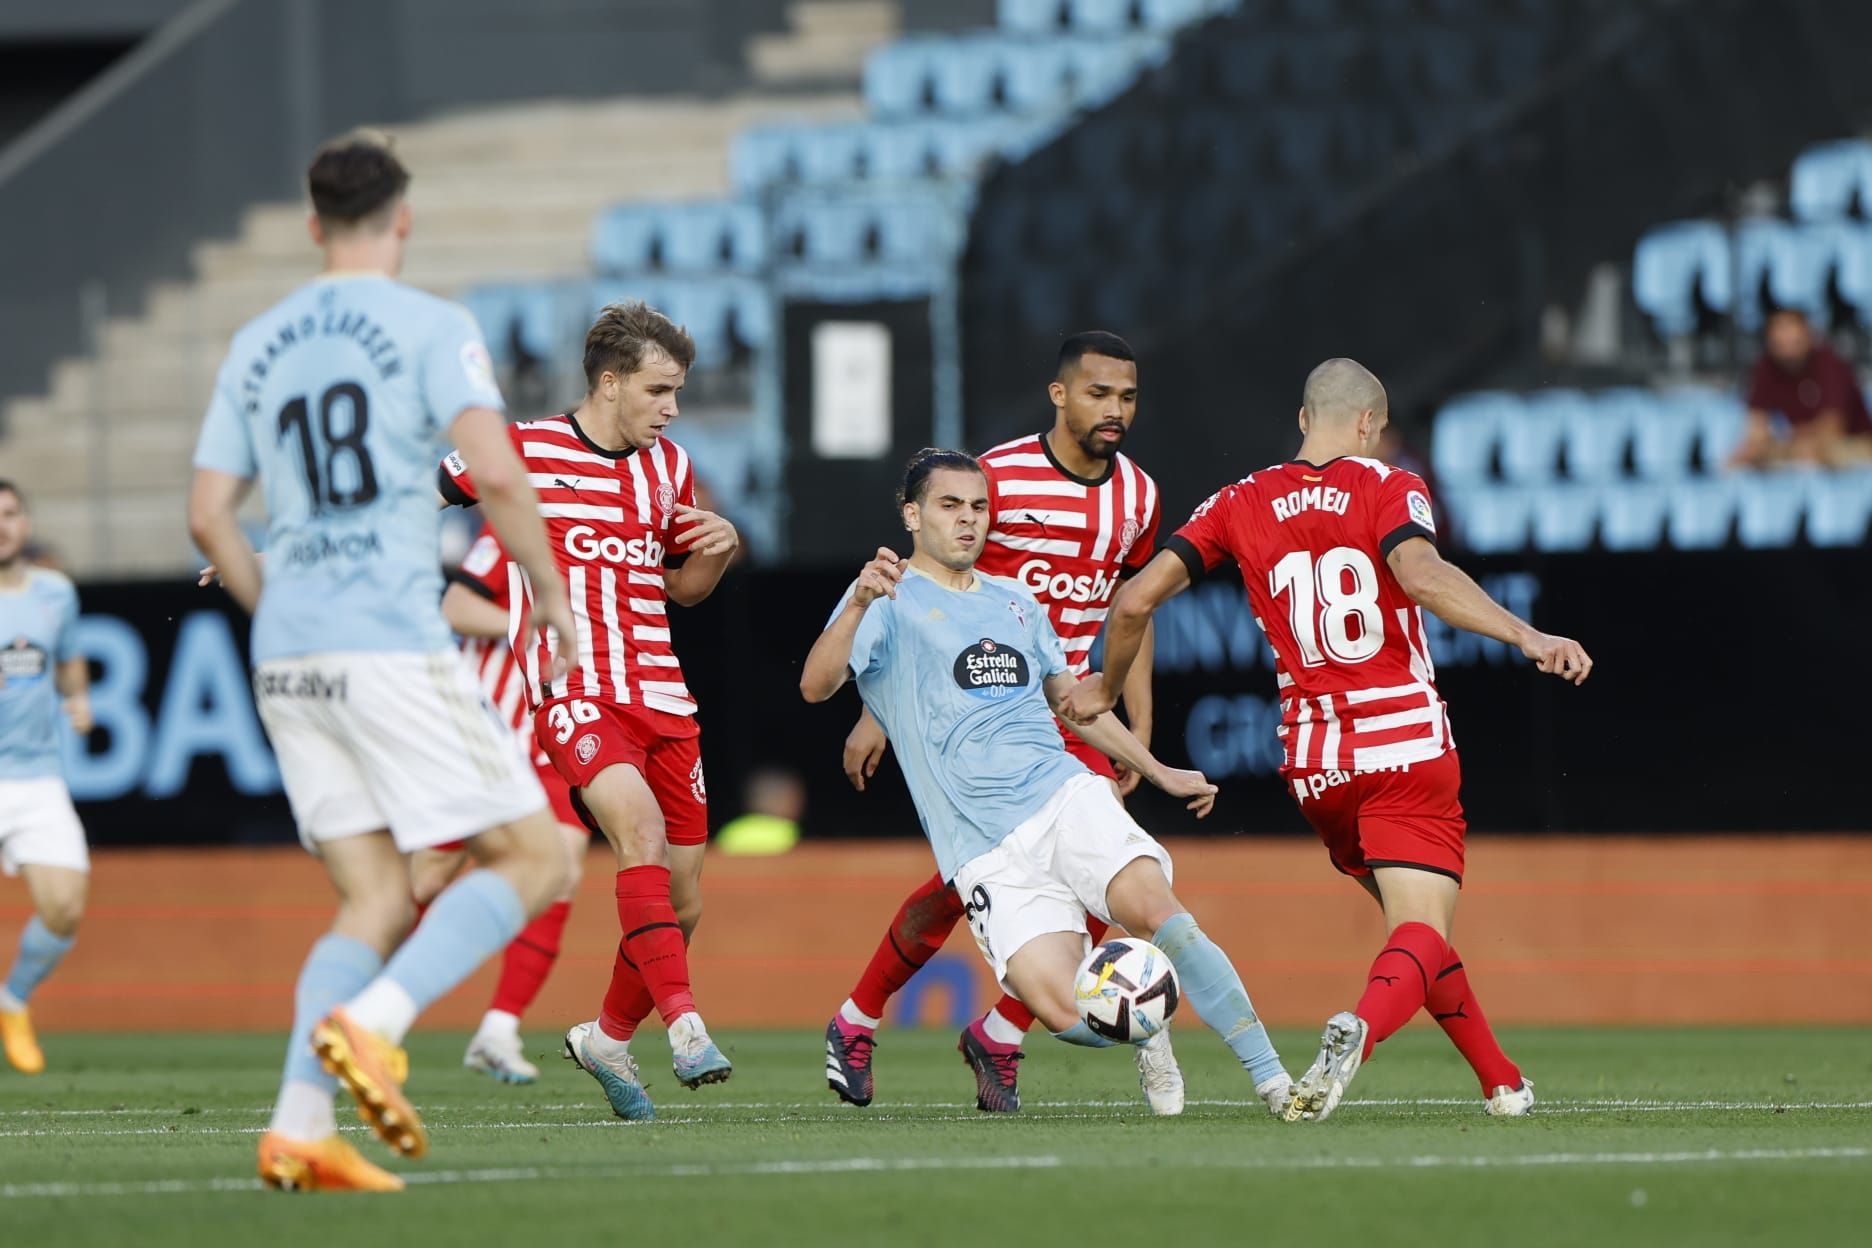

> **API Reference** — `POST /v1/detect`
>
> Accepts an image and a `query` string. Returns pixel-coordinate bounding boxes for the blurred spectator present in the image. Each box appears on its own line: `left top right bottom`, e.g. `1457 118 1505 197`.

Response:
1730 309 1872 467
716 767 805 856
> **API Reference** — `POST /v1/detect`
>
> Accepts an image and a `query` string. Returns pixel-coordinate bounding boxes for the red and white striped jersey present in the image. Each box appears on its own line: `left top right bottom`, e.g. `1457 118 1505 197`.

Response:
448 531 544 765
439 412 698 717
974 433 1160 677
1168 456 1453 774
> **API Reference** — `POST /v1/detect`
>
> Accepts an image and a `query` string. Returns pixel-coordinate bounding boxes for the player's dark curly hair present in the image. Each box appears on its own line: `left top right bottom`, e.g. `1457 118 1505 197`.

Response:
307 129 410 229
897 448 983 508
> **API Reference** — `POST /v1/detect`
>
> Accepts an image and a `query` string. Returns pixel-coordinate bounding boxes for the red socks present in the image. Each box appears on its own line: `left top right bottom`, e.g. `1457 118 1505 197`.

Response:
598 941 658 1040
489 901 570 1017
848 872 966 1020
613 865 695 1024
1423 945 1522 1093
1353 921 1448 1059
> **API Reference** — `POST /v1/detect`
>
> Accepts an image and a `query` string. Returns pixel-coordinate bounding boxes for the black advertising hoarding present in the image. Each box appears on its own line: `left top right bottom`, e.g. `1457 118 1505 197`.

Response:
59 548 1870 848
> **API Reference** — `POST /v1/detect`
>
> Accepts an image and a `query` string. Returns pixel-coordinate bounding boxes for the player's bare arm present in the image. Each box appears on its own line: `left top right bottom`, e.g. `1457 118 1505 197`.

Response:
187 468 263 613
55 655 93 735
664 505 738 607
1112 616 1156 796
843 706 889 792
800 548 906 703
442 581 510 639
1042 672 1216 818
1063 551 1191 724
448 405 576 676
1386 537 1592 685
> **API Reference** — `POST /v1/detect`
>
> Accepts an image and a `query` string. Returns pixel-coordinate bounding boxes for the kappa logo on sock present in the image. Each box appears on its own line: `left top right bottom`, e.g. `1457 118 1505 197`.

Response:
575 733 601 766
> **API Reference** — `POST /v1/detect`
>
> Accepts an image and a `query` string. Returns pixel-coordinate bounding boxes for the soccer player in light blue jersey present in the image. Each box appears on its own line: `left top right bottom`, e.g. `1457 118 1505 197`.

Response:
189 131 577 1193
0 481 92 1076
801 450 1296 1116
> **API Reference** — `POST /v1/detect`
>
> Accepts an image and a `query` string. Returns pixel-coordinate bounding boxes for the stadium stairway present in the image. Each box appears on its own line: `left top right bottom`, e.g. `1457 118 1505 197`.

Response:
0 2 889 578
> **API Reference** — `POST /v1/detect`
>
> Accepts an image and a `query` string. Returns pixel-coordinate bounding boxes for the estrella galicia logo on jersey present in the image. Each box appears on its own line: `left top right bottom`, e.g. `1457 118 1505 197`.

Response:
1407 490 1437 533
575 733 601 766
953 638 1029 699
0 637 49 689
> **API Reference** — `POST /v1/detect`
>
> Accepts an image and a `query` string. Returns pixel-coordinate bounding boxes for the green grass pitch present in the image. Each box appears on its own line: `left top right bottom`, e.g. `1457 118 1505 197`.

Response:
1 1027 1867 1246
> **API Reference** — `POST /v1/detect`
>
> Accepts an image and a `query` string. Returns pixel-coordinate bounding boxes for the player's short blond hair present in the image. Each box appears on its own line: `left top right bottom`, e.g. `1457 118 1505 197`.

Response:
583 301 697 390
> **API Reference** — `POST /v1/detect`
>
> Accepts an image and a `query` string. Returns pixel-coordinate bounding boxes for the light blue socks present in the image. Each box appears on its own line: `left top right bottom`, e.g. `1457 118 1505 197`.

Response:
1051 1020 1120 1048
281 933 383 1092
346 870 526 1042
4 916 75 1005
1153 911 1286 1086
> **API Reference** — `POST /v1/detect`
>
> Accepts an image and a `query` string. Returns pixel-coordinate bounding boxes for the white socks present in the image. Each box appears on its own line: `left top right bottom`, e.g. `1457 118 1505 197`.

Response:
268 1079 337 1142
477 1009 521 1043
839 998 881 1030
343 979 419 1044
982 1005 1026 1048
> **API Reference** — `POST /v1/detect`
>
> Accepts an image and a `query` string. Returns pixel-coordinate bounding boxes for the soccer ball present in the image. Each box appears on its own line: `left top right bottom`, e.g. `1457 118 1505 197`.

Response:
1073 937 1180 1044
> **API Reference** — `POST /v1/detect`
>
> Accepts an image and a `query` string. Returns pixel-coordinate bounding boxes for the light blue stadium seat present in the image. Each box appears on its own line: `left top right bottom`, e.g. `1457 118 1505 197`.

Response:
930 38 1002 114
1735 218 1833 330
1140 0 1222 29
1830 224 1872 328
1665 477 1739 549
1444 485 1529 554
1528 483 1597 552
731 128 801 190
658 202 766 273
1074 38 1170 110
1070 0 1137 32
1689 391 1747 471
590 205 662 272
865 42 936 116
1001 40 1076 113
776 198 871 265
1431 392 1512 484
1600 483 1670 551
871 195 953 262
1000 0 1066 32
1632 390 1702 480
1568 389 1640 481
859 121 937 180
1500 390 1575 484
1789 139 1872 222
1806 469 1872 546
1734 469 1815 548
796 126 867 183
1632 221 1731 338
925 119 1017 178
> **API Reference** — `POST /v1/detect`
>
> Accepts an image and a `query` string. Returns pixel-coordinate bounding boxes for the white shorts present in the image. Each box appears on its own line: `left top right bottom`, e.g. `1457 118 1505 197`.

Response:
951 772 1173 989
0 777 90 876
255 651 545 854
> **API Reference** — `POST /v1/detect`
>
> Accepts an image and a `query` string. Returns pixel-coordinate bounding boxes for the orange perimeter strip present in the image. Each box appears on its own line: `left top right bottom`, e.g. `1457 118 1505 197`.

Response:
4 836 1868 1031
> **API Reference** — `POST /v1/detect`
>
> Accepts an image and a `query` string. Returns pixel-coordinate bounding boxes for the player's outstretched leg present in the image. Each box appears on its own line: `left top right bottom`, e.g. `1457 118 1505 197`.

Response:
827 871 965 1106
1 866 84 1075
464 900 571 1085
318 817 563 1158
1426 944 1532 1115
1102 862 1292 1117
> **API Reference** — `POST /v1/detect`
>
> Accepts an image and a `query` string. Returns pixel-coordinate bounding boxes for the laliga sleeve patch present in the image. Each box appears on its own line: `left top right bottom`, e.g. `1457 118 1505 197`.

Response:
460 340 497 396
462 534 500 577
1406 490 1436 533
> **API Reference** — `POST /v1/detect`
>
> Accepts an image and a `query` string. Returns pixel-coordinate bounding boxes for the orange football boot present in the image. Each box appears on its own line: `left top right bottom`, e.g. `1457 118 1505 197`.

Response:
0 1007 45 1074
256 1131 404 1192
311 1008 428 1159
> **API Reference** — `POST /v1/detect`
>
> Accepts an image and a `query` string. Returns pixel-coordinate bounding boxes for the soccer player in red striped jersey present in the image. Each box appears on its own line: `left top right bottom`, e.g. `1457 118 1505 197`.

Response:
826 332 1184 1115
403 530 592 1084
438 302 740 1119
1066 358 1592 1122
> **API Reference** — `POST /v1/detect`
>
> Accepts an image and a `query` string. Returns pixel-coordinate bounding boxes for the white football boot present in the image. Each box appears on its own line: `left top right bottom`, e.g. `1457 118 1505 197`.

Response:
1255 1072 1296 1119
1485 1078 1535 1117
1134 1028 1185 1116
1284 1011 1370 1123
464 1029 540 1084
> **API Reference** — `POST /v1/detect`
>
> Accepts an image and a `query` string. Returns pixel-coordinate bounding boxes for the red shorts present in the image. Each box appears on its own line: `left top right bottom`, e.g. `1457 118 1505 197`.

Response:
1286 750 1466 883
1059 721 1118 781
432 758 578 853
537 698 709 846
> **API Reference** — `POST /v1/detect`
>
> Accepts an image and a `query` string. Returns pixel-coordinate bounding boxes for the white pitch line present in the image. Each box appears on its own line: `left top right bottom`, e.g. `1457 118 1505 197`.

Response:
1 1146 1865 1200
7 1100 1864 1130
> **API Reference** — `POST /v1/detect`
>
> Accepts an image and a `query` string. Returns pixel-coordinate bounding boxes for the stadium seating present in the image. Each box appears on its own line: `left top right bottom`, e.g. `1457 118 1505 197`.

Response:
1441 483 1530 554
1789 139 1872 221
1632 221 1731 338
1429 391 1512 484
1599 483 1670 551
1665 477 1739 550
1806 469 1872 545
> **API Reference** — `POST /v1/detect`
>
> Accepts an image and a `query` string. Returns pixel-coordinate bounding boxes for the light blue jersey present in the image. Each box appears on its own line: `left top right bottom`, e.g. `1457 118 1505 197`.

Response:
838 567 1088 880
192 274 504 662
0 568 80 780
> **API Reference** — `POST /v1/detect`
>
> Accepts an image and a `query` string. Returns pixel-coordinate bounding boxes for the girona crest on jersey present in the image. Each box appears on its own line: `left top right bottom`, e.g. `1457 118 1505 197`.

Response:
1118 517 1141 557
575 733 601 766
656 483 676 520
